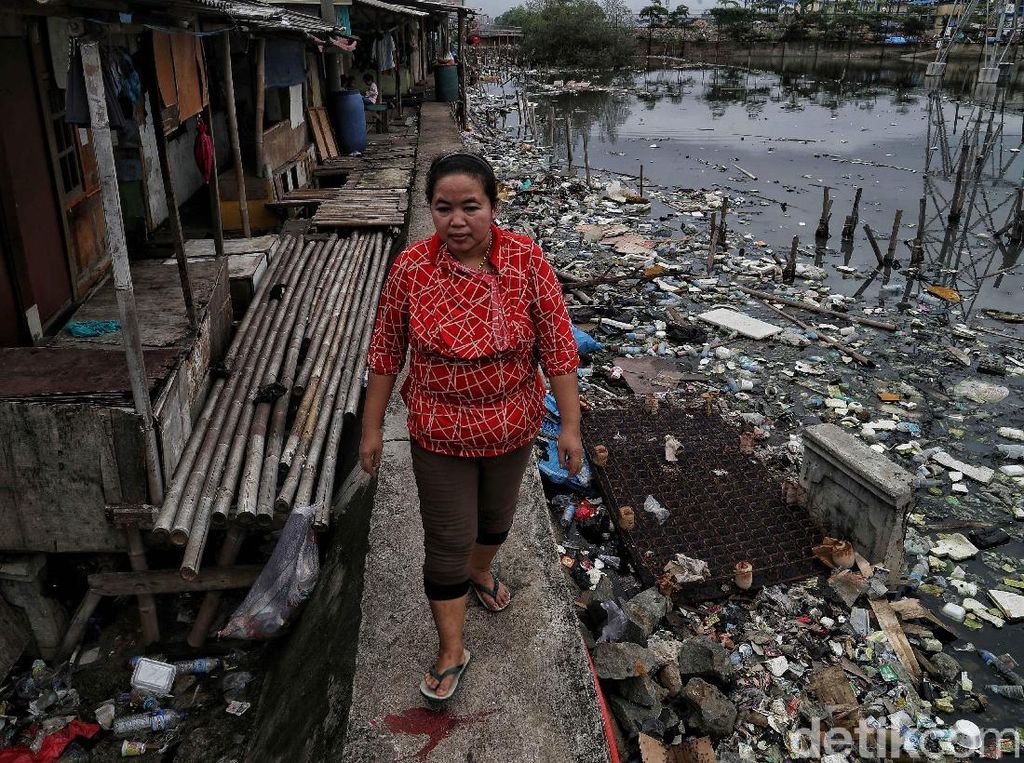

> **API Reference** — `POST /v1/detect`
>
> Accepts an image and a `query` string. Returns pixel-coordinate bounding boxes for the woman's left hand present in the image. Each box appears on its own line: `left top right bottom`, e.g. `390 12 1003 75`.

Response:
558 428 584 477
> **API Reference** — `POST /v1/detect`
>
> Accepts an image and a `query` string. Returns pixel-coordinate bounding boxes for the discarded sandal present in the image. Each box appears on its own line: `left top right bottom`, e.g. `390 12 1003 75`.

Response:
470 571 511 612
419 649 472 702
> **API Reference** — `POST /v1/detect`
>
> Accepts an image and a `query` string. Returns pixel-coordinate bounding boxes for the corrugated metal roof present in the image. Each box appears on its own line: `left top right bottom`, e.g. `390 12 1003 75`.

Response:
353 0 428 17
50 0 356 42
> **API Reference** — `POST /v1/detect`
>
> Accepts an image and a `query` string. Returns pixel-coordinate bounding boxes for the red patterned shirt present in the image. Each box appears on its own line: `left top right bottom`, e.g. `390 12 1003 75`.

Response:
367 225 579 457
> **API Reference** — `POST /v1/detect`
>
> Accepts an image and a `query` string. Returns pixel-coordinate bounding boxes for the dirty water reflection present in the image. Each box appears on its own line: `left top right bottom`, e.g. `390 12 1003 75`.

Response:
518 64 1023 322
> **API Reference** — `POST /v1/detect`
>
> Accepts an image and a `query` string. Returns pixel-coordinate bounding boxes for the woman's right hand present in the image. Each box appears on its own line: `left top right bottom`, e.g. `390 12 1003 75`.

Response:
359 427 384 474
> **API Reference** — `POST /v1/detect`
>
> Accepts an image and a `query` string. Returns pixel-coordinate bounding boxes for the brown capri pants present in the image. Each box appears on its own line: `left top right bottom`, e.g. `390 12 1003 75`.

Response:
410 441 534 601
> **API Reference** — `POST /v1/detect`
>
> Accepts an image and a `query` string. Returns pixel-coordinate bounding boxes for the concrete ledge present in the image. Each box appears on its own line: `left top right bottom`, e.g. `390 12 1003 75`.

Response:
340 441 611 762
340 100 609 763
800 424 914 575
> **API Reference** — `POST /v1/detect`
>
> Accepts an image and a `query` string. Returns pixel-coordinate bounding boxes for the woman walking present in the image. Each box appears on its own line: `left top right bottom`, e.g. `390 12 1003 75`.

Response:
359 152 582 702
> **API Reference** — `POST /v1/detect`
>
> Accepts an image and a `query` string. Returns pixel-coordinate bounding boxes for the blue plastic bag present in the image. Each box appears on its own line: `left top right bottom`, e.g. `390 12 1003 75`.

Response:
572 325 603 355
65 319 121 337
539 438 591 491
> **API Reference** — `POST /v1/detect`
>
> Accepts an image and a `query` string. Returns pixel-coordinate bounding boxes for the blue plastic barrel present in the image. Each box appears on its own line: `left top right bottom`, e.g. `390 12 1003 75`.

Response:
435 64 459 103
329 90 367 155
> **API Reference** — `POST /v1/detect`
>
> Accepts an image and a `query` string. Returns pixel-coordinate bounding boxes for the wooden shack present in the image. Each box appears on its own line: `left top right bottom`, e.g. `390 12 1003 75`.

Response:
0 259 231 553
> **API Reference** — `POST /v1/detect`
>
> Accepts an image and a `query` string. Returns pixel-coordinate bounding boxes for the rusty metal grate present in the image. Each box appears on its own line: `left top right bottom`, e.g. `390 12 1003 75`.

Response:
582 404 821 601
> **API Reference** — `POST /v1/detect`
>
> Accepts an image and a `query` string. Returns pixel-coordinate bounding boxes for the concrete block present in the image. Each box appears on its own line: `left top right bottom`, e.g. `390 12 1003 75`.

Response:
0 555 68 659
800 424 914 577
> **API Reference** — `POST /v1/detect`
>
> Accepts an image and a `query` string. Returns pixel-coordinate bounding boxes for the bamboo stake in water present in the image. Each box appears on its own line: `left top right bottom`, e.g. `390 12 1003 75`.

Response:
581 126 591 186
841 187 863 242
884 209 903 265
565 113 573 170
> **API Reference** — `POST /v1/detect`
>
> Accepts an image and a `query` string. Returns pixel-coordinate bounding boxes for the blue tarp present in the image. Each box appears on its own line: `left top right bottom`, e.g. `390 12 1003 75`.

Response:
264 39 306 88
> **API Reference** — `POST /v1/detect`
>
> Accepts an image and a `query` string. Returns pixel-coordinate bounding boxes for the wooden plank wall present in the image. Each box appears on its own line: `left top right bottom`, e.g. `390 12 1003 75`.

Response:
0 402 144 553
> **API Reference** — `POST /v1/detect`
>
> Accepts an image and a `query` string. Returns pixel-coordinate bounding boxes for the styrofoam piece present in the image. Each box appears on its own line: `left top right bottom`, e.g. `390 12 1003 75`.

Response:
930 533 980 561
131 658 177 695
988 589 1024 622
697 308 783 340
932 452 994 485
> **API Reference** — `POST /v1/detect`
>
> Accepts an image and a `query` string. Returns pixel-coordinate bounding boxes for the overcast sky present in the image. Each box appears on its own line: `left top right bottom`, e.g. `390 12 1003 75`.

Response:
476 0 713 21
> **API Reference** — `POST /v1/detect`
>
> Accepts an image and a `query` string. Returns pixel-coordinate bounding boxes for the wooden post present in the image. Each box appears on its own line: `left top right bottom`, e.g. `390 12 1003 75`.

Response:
581 124 591 186
783 235 798 283
394 48 403 120
255 39 267 178
457 12 468 131
911 196 926 266
841 187 862 242
222 31 250 238
81 42 163 503
815 186 832 241
863 223 885 266
82 41 162 644
565 113 573 169
707 212 718 274
639 164 644 200
718 197 729 251
145 35 197 332
548 105 555 149
884 209 903 265
199 32 225 259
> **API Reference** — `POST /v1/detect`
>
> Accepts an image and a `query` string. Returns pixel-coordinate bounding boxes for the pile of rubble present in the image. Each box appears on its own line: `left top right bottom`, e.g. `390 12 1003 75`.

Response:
465 81 1024 760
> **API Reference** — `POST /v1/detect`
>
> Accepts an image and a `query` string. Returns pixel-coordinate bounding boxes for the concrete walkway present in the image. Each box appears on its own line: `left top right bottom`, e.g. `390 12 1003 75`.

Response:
339 103 611 762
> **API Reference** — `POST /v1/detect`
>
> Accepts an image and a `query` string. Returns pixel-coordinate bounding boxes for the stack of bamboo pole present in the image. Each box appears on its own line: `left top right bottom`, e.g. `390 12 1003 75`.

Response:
152 231 393 580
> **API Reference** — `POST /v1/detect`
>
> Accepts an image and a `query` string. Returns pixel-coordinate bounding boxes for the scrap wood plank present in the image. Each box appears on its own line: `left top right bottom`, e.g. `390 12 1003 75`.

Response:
88 565 262 596
889 597 961 641
869 598 922 684
807 665 863 732
306 106 339 162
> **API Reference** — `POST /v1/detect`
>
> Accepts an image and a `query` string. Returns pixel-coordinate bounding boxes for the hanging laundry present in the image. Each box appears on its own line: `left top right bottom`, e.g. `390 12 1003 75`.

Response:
194 114 214 184
264 38 306 87
64 44 131 132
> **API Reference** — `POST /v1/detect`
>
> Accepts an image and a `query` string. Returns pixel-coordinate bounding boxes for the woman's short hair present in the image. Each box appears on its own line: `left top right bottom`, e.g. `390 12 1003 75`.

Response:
426 152 498 207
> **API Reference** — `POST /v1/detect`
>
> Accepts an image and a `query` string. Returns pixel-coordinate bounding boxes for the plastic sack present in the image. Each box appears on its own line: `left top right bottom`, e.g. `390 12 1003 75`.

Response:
572 325 603 355
539 438 591 491
597 601 627 643
218 504 320 640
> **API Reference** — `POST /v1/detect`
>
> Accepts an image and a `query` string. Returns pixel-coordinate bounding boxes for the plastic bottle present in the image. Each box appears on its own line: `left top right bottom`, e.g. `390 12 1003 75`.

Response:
909 559 929 585
979 650 1024 686
559 503 576 528
173 658 224 675
987 684 1024 701
914 478 942 489
112 709 187 736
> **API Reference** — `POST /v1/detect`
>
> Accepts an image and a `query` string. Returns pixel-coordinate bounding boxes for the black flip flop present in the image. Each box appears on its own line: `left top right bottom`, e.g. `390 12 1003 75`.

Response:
470 571 511 612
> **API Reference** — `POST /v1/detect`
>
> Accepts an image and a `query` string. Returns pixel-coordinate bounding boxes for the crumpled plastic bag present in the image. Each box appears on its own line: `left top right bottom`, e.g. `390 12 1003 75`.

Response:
662 553 710 583
539 439 591 491
219 504 320 640
597 601 627 643
643 495 670 523
572 325 603 355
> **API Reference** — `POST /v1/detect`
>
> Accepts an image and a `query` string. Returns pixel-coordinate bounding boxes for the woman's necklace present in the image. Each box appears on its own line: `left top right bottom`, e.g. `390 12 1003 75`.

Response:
476 230 494 269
